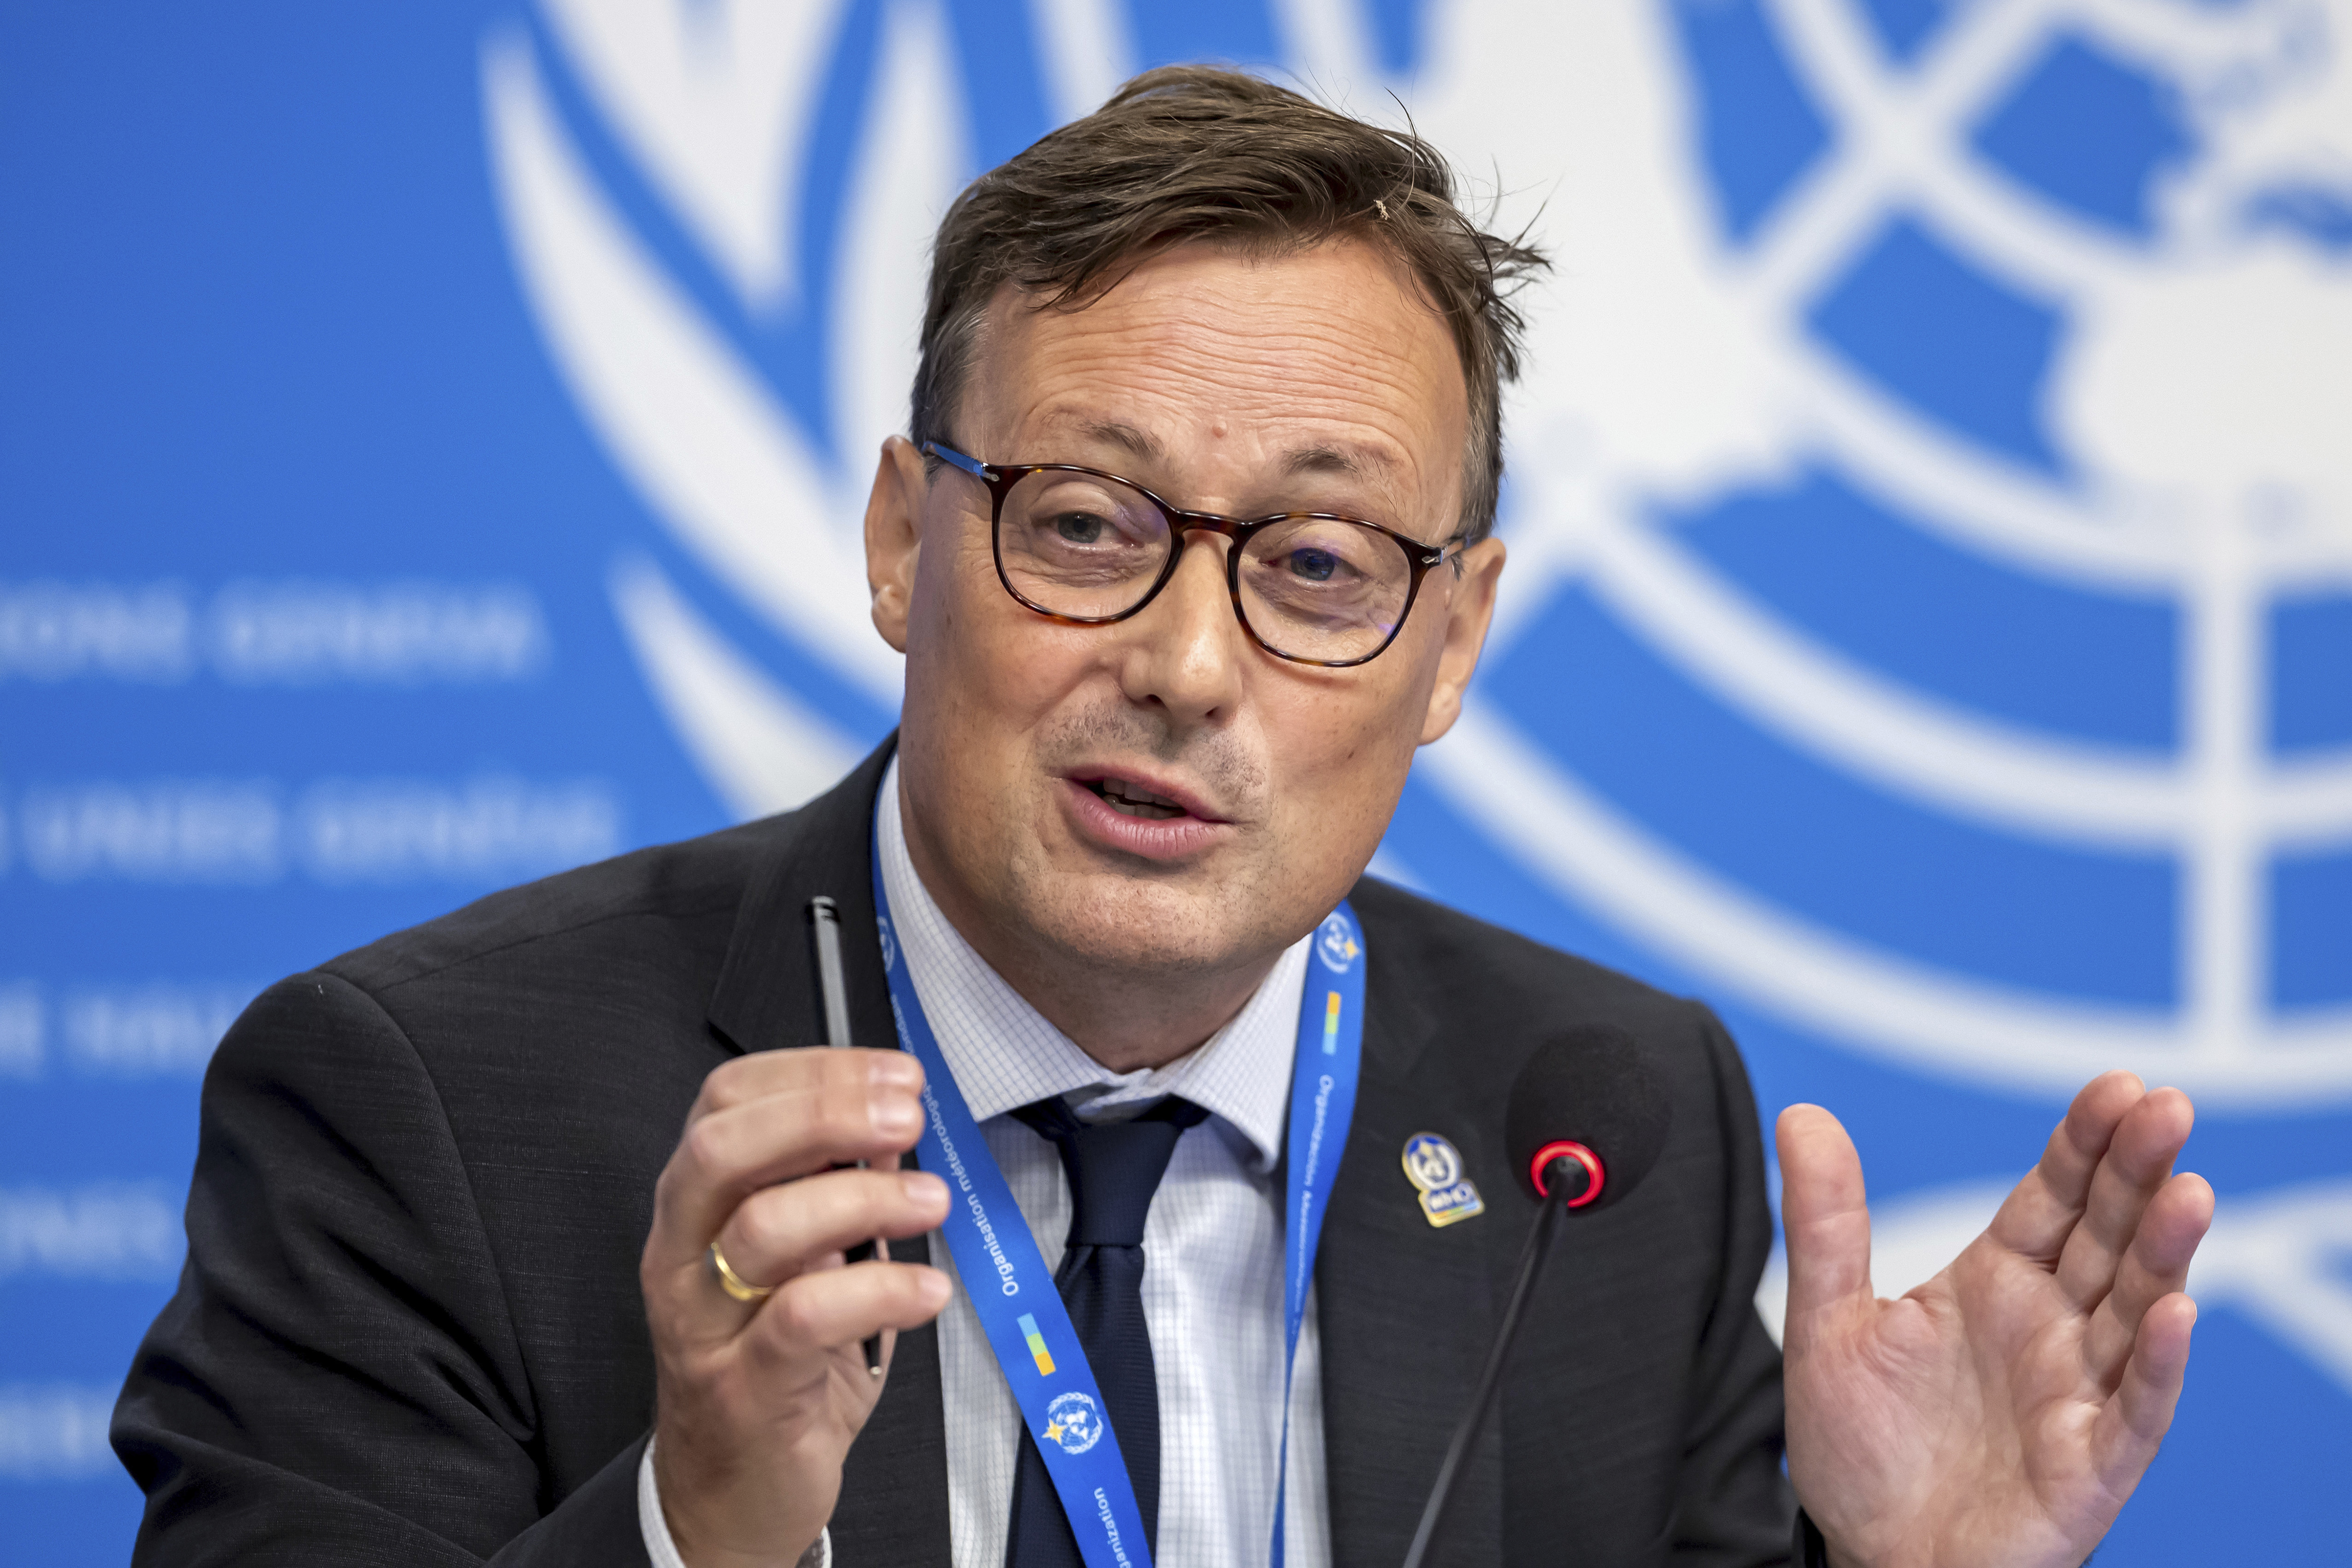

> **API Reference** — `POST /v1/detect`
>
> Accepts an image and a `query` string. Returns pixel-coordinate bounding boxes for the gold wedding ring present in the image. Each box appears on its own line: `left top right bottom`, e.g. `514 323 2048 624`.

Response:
709 1242 774 1303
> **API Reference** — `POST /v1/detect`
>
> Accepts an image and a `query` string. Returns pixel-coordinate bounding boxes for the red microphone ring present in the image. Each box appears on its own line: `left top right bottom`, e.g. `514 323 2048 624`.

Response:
1529 1140 1605 1208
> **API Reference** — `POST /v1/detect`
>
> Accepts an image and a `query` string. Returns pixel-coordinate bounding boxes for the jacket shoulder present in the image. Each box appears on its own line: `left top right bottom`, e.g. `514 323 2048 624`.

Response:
1349 873 1713 1042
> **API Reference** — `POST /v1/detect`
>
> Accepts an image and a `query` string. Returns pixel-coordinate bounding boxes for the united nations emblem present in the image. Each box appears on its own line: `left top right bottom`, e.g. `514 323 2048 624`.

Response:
1316 912 1360 975
1402 1132 1485 1228
877 913 897 976
480 0 2352 1446
1041 1390 1104 1456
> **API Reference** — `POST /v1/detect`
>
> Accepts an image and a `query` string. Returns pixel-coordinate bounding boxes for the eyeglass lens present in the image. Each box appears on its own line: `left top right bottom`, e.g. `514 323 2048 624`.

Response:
996 468 1414 663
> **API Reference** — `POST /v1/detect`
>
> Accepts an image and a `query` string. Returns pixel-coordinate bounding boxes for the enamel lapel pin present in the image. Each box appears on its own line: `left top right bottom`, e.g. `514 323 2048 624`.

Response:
1402 1132 1485 1227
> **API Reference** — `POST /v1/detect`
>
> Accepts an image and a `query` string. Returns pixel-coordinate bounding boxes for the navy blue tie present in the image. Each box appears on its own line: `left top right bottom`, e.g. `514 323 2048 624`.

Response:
1001 1093 1209 1568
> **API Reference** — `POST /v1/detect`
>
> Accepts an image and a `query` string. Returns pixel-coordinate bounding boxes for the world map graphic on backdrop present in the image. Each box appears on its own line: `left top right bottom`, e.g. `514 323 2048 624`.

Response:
480 0 2352 1408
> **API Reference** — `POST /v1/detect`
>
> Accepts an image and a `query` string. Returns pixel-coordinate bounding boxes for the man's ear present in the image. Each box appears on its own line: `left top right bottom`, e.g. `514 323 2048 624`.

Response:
1418 536 1506 746
865 435 930 653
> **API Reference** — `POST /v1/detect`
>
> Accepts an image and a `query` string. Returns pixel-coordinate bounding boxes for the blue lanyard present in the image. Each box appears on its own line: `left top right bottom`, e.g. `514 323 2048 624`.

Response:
871 829 1365 1568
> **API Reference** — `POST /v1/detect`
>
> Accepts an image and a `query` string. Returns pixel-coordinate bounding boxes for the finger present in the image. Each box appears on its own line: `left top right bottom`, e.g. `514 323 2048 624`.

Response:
1986 1070 2145 1260
745 1257 953 1370
684 1046 915 1125
712 1169 951 1302
658 1083 921 1262
2055 1087 2193 1310
2083 1172 2213 1386
1775 1104 1872 1341
2090 1292 2196 1496
650 1053 927 1271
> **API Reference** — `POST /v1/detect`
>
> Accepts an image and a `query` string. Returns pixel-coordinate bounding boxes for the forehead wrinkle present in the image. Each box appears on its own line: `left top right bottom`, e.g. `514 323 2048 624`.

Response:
1028 279 1446 411
1028 333 1440 464
991 253 1463 528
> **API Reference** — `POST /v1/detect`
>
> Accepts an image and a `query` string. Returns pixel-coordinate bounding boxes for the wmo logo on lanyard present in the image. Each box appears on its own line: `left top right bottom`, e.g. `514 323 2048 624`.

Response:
479 0 2352 1547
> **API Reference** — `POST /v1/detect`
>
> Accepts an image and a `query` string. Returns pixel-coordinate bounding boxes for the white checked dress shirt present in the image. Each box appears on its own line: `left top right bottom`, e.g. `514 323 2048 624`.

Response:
644 759 1332 1568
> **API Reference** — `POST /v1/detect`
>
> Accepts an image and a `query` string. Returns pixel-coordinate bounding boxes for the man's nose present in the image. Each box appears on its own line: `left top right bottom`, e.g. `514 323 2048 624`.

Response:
1109 531 1247 727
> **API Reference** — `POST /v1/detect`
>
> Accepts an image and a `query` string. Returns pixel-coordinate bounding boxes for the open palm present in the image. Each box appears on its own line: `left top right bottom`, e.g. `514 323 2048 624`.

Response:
1779 1072 2213 1568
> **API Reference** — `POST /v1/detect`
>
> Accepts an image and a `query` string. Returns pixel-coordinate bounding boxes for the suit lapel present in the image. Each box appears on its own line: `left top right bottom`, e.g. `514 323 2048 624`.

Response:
706 742 898 1066
702 763 1518 1565
702 739 954 1568
1317 912 1506 1568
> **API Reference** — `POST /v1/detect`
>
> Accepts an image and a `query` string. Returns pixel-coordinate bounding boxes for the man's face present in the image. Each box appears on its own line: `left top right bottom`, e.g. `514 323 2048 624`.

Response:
866 238 1505 984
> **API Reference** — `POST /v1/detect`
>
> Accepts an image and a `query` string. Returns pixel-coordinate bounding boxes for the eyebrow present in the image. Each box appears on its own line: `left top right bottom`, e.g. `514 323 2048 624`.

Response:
1281 443 1395 482
1073 419 1167 466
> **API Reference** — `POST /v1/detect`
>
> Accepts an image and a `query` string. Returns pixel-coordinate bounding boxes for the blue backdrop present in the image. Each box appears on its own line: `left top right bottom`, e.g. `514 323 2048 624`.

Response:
6 2 2351 1561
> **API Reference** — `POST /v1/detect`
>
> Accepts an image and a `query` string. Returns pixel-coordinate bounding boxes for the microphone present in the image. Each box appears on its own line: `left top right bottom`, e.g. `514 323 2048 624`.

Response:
1503 1025 1673 1210
1399 1026 1674 1568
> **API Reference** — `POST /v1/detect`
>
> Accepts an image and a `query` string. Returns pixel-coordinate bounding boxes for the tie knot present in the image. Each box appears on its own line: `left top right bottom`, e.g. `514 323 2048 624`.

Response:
1011 1095 1208 1248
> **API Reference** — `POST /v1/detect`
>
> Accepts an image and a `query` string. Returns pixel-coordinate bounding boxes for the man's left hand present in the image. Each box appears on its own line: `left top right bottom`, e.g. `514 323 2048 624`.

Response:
1779 1071 2214 1568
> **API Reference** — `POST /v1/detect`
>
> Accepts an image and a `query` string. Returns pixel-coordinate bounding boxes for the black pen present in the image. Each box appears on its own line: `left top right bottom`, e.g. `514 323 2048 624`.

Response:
809 896 887 1378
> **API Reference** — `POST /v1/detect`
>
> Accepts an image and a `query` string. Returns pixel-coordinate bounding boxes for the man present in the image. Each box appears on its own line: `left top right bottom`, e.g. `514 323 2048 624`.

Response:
115 68 2210 1568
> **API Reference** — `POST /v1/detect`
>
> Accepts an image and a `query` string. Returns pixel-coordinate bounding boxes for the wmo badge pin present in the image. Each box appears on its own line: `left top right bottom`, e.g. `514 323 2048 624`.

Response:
1402 1132 1484 1228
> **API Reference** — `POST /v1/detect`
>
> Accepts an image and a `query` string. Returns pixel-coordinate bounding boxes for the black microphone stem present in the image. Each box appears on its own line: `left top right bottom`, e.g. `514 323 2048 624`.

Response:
1400 1159 1577 1568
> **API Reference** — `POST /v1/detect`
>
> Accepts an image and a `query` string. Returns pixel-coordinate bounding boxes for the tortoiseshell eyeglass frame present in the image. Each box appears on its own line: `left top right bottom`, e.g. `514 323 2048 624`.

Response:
922 441 1463 669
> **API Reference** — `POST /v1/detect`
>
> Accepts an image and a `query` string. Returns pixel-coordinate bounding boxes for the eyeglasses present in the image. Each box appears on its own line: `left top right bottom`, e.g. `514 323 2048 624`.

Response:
924 442 1462 668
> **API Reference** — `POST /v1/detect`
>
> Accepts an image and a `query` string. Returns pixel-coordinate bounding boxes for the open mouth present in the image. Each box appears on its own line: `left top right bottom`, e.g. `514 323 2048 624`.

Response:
1085 777 1188 821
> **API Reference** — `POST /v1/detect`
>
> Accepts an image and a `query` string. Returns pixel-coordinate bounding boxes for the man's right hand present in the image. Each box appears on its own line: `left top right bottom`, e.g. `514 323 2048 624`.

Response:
643 1047 954 1568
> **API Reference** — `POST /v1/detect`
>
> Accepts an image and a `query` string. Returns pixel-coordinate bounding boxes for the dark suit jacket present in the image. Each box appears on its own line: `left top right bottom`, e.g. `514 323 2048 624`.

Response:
114 741 1795 1566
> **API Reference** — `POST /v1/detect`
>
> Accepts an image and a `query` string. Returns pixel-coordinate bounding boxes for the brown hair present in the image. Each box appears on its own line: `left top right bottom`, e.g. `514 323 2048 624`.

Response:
910 65 1548 543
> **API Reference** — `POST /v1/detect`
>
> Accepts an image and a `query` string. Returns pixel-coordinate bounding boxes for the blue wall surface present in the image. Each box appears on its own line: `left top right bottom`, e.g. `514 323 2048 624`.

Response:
6 2 2349 1561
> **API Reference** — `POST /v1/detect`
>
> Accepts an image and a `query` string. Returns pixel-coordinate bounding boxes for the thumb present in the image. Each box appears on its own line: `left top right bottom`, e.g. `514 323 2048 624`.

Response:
1777 1104 1873 1346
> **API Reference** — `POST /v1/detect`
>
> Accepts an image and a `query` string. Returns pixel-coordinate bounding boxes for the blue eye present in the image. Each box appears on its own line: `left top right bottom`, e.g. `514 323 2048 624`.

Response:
1288 548 1339 582
1053 513 1106 545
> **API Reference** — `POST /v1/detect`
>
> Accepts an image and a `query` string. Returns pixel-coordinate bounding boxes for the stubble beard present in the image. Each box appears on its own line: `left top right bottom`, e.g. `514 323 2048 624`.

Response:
987 699 1299 982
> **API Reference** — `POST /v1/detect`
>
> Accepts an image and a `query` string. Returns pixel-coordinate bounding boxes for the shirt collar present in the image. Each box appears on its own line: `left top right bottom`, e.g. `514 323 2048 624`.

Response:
878 756 1307 1171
